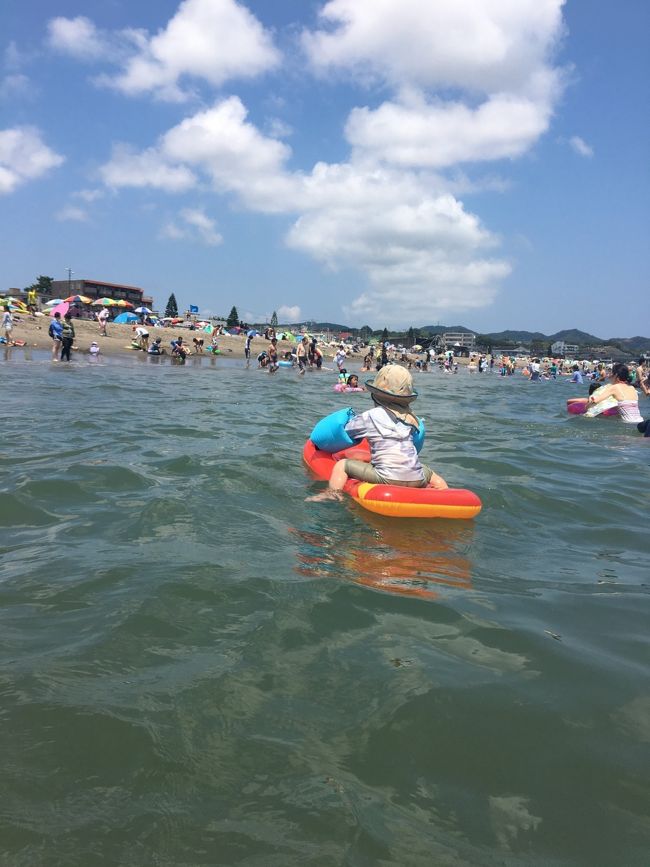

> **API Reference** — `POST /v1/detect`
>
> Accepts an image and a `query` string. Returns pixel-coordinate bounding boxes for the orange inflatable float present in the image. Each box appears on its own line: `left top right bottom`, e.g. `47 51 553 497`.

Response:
303 439 482 520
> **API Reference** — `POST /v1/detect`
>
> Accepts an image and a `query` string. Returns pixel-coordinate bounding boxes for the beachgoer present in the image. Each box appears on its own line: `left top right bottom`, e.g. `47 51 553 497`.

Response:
569 365 583 384
529 358 541 381
171 336 189 360
245 330 254 361
268 337 279 372
89 341 100 357
308 341 323 369
97 307 109 336
308 365 447 500
257 350 269 368
192 335 204 354
587 364 644 423
635 358 649 397
297 336 309 374
49 311 63 360
148 337 163 355
335 345 347 372
60 313 75 362
2 306 13 344
134 325 149 351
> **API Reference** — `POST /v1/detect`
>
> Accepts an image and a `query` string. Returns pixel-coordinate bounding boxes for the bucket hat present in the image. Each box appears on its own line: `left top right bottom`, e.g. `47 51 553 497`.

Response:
365 364 417 407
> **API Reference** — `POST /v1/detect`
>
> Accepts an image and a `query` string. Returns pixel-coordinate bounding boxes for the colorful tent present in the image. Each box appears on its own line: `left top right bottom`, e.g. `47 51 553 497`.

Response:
113 312 139 323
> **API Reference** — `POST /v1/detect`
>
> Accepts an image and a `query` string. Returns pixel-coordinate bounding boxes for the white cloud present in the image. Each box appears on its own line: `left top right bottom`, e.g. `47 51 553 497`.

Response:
160 207 223 246
100 144 197 192
51 0 280 101
345 92 552 168
47 16 110 60
56 205 89 222
97 97 514 325
303 1 565 173
180 207 223 245
0 126 64 194
303 0 565 93
569 135 594 157
277 305 301 322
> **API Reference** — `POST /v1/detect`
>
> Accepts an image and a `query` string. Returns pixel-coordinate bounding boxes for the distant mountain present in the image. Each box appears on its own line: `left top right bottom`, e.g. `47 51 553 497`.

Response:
548 328 602 344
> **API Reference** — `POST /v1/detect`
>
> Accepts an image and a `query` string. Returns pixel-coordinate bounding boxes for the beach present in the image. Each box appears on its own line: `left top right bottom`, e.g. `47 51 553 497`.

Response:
5 315 311 361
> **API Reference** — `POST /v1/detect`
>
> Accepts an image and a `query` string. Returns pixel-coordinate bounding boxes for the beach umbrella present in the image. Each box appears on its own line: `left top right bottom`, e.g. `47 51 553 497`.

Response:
64 294 92 304
45 298 65 306
113 311 138 323
134 306 152 314
49 301 70 318
91 297 118 306
115 300 133 308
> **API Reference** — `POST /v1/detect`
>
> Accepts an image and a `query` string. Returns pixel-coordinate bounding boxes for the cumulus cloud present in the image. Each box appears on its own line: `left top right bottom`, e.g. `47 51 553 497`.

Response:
161 207 223 246
569 135 594 157
0 126 64 194
47 16 111 60
100 143 197 191
302 0 565 93
277 305 301 322
98 98 511 324
303 0 565 172
49 0 280 101
345 92 552 168
92 1 570 324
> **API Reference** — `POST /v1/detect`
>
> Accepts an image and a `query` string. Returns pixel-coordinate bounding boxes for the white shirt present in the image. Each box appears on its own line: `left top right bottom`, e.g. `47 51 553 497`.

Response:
345 406 424 482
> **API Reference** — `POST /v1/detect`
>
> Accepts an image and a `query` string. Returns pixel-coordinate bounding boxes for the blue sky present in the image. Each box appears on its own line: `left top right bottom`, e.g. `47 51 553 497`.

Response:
1 0 648 335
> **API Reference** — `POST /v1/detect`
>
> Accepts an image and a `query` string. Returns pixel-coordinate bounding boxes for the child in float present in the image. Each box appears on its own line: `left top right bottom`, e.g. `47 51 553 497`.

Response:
312 365 448 500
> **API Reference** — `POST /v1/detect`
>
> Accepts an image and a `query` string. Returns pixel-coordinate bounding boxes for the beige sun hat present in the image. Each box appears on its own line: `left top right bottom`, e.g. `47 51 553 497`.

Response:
365 364 418 407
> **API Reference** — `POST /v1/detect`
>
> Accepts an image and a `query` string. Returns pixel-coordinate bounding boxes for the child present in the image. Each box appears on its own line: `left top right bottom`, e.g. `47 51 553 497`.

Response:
310 365 447 500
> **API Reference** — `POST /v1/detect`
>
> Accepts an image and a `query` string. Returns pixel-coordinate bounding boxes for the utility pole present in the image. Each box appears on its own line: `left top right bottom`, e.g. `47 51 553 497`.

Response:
66 267 73 297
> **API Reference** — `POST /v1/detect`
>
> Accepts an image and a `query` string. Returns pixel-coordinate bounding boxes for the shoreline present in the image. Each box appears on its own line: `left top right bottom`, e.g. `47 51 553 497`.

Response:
3 317 314 363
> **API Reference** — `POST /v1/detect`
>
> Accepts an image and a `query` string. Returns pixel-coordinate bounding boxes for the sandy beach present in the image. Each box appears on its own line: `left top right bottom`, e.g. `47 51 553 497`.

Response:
4 316 329 362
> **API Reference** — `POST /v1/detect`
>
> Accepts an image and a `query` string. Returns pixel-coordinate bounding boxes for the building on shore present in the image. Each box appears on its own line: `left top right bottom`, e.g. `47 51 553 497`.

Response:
442 331 476 352
550 340 579 357
49 279 154 309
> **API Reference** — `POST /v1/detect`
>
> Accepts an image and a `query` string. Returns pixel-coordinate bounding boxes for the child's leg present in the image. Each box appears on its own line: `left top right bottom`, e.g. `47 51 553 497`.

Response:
329 459 349 491
306 460 348 501
423 465 448 490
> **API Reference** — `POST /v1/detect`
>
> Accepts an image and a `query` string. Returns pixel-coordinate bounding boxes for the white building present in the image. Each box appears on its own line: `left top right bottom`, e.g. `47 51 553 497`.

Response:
551 341 579 356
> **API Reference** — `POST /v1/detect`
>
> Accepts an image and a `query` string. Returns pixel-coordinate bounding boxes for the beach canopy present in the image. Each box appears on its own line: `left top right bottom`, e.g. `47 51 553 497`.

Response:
45 298 65 306
49 301 69 318
113 311 138 323
92 297 118 306
64 294 92 304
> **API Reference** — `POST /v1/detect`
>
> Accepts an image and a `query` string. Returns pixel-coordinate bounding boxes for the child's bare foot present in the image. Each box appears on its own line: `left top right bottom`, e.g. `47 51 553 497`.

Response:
428 478 449 490
306 489 345 502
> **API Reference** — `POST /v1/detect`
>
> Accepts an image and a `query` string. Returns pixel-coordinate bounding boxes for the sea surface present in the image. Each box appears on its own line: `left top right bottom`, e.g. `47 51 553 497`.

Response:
1 349 649 867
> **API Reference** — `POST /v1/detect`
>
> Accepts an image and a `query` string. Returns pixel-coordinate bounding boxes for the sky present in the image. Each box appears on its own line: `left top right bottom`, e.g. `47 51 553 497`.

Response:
1 0 648 335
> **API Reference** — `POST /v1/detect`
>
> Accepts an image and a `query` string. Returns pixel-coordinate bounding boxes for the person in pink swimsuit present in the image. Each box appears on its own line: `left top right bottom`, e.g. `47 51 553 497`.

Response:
587 364 643 424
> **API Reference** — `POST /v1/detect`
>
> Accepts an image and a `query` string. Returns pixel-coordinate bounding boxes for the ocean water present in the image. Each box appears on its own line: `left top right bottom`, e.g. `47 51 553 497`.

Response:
1 350 649 867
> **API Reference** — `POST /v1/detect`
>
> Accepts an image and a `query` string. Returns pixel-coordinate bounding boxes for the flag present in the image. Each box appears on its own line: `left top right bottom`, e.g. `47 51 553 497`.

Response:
189 304 199 313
